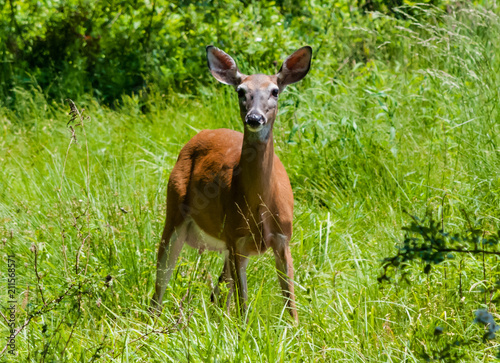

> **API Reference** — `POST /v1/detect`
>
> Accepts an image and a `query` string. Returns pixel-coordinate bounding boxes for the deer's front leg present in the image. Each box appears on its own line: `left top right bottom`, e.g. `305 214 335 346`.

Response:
272 234 299 323
228 248 249 318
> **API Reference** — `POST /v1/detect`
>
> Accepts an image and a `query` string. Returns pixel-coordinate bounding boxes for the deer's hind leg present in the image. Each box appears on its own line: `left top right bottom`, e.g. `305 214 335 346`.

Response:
150 219 186 315
150 158 193 315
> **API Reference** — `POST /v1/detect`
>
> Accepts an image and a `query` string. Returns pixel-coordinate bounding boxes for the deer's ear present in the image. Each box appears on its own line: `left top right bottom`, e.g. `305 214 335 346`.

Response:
206 46 244 86
277 46 312 91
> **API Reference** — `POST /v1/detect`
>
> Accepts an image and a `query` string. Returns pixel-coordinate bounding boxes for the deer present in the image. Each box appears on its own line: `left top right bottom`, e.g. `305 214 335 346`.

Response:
150 45 312 323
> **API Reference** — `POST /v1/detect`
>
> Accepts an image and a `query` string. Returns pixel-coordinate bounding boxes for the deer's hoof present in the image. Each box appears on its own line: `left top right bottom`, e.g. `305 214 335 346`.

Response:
149 298 163 316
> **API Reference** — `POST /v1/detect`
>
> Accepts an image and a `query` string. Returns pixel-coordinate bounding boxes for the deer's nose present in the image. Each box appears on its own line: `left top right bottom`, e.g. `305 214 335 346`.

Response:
245 113 265 128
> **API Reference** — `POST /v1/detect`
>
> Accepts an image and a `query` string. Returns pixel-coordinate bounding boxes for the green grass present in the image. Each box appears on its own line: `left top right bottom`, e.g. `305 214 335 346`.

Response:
1 3 500 362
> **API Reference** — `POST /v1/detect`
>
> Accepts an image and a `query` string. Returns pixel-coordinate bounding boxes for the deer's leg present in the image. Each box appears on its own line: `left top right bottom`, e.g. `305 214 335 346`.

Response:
228 248 249 318
150 222 185 315
272 234 299 323
210 253 233 311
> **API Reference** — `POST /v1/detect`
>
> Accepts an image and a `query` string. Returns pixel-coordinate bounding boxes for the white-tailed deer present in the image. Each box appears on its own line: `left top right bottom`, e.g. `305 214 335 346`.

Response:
150 45 312 323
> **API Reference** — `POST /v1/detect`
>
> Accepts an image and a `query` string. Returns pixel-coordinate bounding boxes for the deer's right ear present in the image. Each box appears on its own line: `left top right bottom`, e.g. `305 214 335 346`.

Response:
206 46 243 86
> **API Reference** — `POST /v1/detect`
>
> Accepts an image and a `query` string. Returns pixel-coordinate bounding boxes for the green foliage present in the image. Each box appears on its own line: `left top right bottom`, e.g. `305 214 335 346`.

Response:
0 1 500 361
358 0 445 16
1 0 455 106
379 214 500 282
379 215 500 360
1 0 335 104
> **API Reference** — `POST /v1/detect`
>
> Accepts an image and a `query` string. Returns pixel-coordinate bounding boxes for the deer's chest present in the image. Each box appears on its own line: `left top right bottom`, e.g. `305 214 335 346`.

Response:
182 217 227 252
183 211 269 255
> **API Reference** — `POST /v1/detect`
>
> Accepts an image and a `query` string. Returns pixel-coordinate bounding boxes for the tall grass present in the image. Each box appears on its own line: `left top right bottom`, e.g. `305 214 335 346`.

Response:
1 3 499 361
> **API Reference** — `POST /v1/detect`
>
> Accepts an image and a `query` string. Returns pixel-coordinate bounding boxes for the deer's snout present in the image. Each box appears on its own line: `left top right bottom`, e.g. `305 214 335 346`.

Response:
245 113 265 130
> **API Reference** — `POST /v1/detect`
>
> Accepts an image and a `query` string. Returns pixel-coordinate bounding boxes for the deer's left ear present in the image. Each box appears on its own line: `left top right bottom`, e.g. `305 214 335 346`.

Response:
277 46 312 91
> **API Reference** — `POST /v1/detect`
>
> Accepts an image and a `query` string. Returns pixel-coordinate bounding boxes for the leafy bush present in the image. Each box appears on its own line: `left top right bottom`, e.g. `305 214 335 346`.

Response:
1 0 453 106
379 214 500 282
379 214 500 361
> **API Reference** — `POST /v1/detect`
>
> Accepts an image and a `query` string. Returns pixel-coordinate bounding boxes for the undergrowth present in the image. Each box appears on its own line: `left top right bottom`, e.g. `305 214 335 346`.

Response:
0 2 499 362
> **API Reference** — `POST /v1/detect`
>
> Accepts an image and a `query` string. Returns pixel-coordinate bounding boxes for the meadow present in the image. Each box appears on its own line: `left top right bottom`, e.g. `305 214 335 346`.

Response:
1 1 500 361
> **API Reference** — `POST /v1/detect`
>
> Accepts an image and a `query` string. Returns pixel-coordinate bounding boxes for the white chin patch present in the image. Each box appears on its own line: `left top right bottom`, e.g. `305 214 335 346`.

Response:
246 124 264 132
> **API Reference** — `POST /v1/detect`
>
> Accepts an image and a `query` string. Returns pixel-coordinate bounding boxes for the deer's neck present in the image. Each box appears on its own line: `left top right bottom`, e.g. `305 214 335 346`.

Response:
238 129 275 204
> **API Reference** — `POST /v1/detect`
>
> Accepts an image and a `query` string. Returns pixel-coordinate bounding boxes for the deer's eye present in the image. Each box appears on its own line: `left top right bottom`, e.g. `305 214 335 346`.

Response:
271 89 279 98
237 88 246 99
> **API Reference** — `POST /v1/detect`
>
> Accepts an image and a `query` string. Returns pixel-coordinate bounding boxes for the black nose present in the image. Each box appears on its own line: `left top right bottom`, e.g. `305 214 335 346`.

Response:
245 114 264 128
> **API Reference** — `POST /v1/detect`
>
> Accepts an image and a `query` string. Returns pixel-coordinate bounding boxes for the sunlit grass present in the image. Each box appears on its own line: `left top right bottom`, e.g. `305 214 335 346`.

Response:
1 3 500 361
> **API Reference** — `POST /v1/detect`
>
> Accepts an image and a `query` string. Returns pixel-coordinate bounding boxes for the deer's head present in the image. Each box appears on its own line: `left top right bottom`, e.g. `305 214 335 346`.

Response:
206 45 312 142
